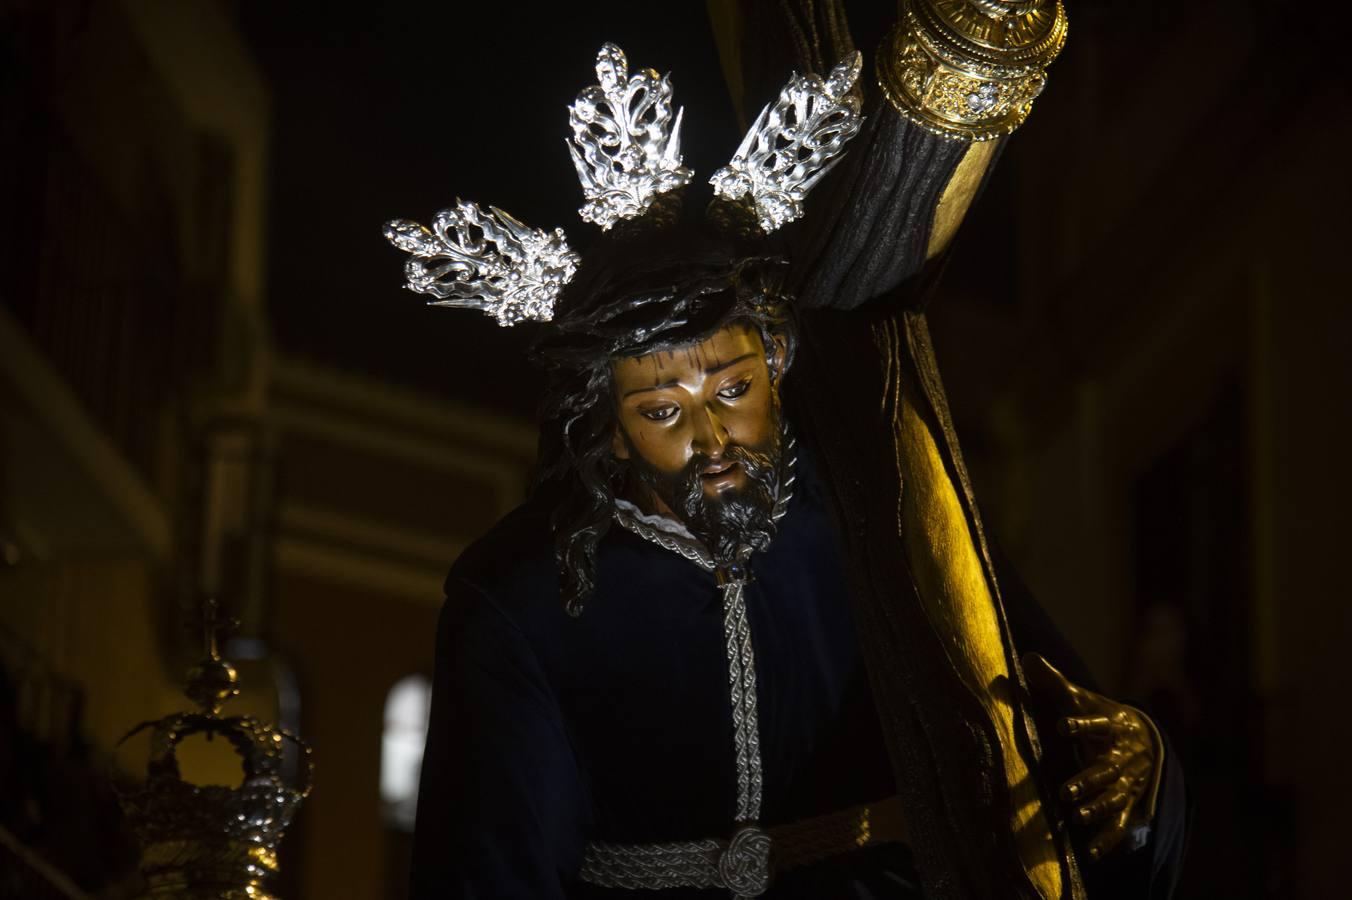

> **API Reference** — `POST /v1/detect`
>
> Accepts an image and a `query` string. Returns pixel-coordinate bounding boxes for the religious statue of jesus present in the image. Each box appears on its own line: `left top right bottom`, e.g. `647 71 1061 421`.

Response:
383 2 1188 897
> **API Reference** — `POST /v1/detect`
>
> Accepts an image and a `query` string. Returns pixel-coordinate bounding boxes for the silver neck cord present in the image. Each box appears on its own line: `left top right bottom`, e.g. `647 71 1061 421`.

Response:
612 435 797 831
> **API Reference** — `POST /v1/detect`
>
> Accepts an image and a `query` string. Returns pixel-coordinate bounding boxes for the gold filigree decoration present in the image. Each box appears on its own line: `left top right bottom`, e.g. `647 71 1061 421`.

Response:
878 0 1068 141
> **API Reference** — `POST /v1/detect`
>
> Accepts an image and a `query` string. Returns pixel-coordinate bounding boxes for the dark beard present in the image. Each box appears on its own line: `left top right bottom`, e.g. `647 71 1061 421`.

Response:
629 424 784 567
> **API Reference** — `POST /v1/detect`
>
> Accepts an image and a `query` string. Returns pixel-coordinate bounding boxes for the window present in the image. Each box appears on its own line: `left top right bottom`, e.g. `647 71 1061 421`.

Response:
381 674 431 830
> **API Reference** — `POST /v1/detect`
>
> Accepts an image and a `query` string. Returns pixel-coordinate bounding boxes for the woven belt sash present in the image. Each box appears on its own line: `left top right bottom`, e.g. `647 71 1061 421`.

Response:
578 795 906 897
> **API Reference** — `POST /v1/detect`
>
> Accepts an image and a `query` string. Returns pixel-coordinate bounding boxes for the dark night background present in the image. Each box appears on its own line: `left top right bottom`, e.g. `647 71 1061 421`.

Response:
245 2 743 419
2 2 1349 899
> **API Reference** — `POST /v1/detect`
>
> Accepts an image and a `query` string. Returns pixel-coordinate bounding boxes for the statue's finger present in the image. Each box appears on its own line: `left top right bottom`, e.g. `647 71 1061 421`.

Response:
1087 809 1132 861
1103 708 1144 737
1076 788 1130 825
1119 752 1151 786
1060 715 1114 738
1062 758 1121 801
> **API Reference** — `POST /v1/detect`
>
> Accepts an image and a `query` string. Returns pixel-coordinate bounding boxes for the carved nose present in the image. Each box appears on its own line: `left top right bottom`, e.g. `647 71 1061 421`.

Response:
692 405 730 458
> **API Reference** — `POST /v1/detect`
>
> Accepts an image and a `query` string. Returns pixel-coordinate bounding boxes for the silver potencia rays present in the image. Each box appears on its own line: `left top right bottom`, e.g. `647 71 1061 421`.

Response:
382 43 864 327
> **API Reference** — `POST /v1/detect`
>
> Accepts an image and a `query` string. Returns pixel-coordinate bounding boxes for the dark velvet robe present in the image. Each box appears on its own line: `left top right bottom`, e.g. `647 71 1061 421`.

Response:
409 443 1186 899
414 447 916 898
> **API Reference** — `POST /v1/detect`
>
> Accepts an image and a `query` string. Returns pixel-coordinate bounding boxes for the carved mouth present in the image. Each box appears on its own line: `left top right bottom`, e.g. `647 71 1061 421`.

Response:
700 460 741 482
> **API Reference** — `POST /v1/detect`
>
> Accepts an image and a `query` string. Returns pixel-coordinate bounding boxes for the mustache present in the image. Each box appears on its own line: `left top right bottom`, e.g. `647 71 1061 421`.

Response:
674 444 776 518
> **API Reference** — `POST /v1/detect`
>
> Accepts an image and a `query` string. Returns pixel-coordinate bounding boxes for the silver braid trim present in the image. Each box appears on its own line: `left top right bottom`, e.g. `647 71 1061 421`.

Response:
722 580 763 824
612 504 715 571
580 825 772 898
579 838 723 890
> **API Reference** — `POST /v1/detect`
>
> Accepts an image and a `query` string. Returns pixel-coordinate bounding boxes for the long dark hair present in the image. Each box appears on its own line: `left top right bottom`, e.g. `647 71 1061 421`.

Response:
531 221 796 615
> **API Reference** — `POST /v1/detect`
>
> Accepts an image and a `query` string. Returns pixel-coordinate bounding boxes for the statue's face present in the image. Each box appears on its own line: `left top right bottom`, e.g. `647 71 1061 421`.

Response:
611 322 785 509
608 321 789 564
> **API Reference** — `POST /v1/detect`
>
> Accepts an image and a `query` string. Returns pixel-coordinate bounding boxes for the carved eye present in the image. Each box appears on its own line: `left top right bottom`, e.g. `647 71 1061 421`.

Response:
642 406 677 422
718 380 752 400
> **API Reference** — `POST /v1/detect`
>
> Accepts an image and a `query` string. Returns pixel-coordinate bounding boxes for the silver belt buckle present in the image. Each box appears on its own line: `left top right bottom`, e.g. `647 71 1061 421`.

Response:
719 824 772 897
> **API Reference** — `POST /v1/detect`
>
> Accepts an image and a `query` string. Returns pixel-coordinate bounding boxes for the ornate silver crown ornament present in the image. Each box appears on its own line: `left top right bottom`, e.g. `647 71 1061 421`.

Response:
710 52 864 233
567 43 694 231
383 201 580 326
384 43 864 327
115 601 313 900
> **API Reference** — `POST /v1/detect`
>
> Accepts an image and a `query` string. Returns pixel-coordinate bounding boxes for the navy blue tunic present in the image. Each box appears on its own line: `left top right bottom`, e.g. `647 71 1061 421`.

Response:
408 446 1187 898
411 450 923 898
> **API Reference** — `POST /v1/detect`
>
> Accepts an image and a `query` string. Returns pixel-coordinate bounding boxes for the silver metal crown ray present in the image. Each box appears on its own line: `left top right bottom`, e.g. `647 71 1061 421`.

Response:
382 201 580 327
710 52 864 233
382 44 868 328
567 43 694 231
